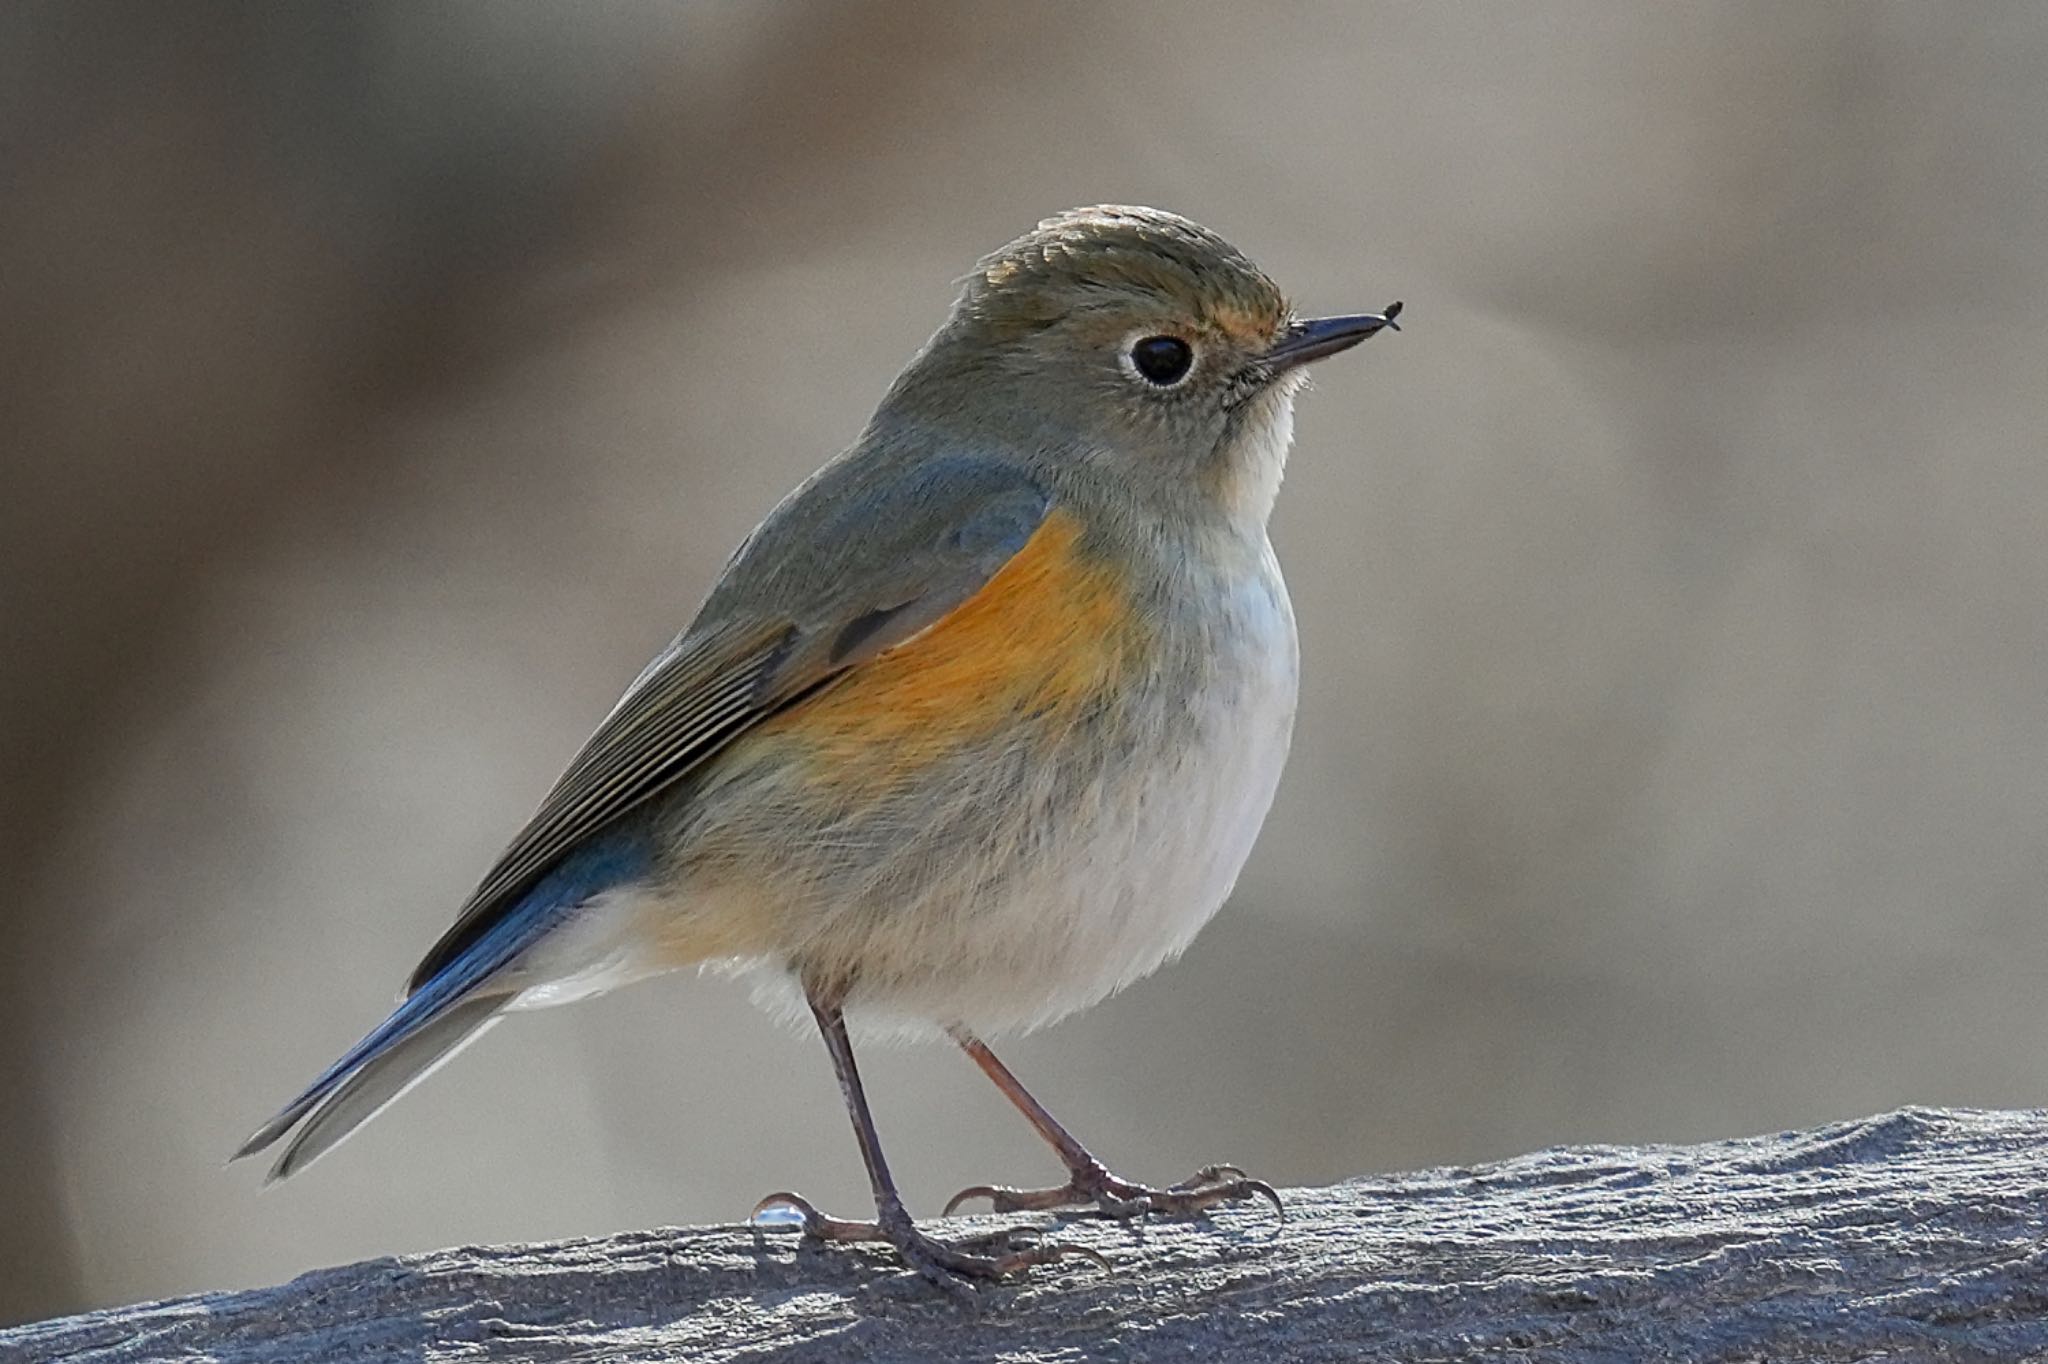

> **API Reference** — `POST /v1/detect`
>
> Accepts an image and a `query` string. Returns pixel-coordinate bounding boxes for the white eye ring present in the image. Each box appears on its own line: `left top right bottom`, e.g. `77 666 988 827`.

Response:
1119 330 1198 388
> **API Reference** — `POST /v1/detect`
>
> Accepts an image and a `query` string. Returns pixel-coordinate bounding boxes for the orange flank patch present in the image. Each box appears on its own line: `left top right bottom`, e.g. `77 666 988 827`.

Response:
759 510 1138 791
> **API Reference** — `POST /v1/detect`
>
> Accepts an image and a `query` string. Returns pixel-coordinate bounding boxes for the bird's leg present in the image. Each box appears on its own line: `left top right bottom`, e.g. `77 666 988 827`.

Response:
750 987 1106 1298
942 1028 1283 1221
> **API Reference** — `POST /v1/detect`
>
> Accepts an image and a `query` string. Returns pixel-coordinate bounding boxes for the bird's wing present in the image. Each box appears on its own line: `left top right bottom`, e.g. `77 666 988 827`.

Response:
404 454 1051 993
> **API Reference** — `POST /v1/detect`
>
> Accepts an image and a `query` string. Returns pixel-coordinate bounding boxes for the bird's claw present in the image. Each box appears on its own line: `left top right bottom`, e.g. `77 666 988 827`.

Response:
750 1190 1108 1297
943 1160 1284 1223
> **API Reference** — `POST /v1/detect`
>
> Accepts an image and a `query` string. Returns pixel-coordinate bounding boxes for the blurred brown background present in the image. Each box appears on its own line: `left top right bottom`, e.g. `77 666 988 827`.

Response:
6 0 2046 1325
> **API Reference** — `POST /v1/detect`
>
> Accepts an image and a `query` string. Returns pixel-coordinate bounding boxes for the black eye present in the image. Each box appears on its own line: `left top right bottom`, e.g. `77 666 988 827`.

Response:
1128 335 1194 386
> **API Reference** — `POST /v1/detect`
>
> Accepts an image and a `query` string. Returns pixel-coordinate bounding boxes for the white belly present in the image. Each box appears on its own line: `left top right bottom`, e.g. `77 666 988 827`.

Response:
834 542 1301 1037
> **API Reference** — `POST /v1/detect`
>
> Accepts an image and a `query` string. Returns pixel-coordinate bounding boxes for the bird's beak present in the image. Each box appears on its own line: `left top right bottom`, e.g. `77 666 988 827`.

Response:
1265 302 1404 371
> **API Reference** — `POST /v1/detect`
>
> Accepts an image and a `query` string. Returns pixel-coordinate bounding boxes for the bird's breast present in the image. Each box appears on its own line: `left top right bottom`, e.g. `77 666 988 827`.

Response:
1010 538 1299 1025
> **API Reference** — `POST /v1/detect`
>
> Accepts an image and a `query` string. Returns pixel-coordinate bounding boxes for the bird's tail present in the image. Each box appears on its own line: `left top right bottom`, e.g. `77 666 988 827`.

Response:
235 992 506 1181
232 902 550 1180
235 828 656 1179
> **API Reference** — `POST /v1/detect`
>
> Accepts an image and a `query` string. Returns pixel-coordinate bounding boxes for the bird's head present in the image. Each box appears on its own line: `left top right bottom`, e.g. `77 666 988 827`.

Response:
883 205 1399 527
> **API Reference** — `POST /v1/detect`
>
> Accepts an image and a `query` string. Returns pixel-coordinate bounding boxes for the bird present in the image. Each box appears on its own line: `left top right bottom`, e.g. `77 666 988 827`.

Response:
235 204 1401 1296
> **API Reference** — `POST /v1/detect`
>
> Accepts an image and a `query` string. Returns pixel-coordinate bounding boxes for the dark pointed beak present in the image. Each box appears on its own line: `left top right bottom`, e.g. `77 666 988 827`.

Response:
1266 302 1404 371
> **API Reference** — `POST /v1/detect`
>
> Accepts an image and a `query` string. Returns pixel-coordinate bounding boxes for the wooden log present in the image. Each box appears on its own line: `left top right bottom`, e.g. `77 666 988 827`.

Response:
8 1107 2046 1362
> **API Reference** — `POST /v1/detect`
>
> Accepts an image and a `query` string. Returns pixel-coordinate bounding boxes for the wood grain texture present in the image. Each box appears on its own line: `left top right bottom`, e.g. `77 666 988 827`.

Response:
9 1107 2047 1363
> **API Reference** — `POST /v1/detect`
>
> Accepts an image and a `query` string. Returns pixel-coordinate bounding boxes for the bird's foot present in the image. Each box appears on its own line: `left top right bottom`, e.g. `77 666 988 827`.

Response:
750 1190 1109 1299
944 1160 1283 1221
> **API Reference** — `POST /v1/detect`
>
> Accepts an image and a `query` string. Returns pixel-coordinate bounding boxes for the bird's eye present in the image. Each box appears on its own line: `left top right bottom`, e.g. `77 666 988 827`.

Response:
1127 335 1195 386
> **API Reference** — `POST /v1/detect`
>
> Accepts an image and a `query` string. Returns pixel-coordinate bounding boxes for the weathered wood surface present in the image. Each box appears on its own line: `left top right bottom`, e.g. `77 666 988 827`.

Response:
9 1107 2048 1363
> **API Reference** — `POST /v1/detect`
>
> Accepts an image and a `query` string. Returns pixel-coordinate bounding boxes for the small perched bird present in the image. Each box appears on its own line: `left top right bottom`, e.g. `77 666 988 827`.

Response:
237 205 1400 1295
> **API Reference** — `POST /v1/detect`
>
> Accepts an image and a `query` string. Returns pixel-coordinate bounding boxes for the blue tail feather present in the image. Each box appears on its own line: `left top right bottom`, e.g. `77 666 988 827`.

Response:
235 827 654 1171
